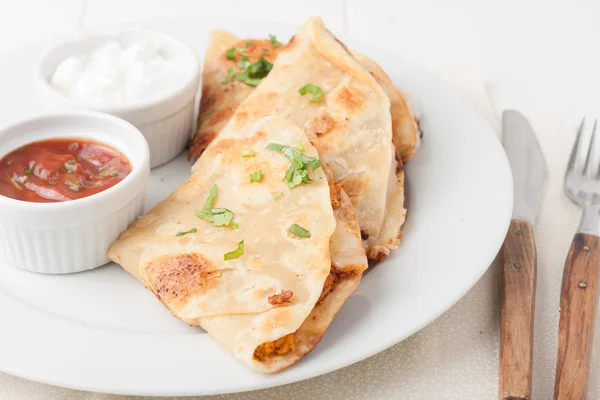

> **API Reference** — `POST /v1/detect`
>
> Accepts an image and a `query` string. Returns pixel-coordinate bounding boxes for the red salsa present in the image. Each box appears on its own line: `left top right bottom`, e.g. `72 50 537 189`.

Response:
0 139 132 203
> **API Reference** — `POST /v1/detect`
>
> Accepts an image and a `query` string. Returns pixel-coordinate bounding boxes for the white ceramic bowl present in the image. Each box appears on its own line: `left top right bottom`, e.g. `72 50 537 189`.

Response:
0 111 150 274
34 29 200 168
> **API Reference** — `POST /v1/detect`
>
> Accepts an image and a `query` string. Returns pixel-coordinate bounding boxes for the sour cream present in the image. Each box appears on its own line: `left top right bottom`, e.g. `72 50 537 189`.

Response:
50 33 183 106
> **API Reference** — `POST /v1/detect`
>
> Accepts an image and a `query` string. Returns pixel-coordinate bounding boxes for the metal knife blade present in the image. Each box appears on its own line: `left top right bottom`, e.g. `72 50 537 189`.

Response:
502 110 548 223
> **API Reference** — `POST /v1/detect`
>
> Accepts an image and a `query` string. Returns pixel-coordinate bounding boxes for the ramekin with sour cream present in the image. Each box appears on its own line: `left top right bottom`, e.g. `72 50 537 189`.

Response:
0 111 150 274
34 29 200 168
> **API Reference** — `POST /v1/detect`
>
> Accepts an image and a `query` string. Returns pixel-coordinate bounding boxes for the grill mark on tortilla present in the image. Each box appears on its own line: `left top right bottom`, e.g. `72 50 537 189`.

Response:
144 254 221 309
318 269 338 303
208 107 234 126
332 85 366 112
305 111 336 137
328 180 342 210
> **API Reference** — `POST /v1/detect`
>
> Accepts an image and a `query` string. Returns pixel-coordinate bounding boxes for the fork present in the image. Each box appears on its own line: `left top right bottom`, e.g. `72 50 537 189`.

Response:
554 119 600 400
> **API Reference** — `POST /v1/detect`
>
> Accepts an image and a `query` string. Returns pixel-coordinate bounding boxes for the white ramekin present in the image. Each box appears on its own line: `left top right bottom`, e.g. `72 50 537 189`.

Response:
33 29 200 168
0 111 150 274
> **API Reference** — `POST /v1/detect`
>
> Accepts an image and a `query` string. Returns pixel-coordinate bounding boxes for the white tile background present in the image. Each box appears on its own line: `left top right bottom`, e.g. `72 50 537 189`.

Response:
1 1 600 399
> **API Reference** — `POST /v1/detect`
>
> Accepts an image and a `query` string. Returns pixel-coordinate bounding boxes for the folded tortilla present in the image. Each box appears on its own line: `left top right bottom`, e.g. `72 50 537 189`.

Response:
109 116 366 372
189 18 416 260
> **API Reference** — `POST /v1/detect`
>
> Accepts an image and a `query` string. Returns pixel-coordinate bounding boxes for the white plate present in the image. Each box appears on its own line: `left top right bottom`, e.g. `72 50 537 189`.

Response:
0 18 512 396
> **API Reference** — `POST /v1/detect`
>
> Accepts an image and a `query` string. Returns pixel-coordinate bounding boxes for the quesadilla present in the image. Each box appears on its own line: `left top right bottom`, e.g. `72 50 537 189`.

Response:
109 116 366 372
189 30 420 163
190 17 410 260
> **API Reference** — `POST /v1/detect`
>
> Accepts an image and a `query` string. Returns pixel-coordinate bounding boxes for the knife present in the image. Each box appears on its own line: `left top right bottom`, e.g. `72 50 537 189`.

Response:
499 110 548 400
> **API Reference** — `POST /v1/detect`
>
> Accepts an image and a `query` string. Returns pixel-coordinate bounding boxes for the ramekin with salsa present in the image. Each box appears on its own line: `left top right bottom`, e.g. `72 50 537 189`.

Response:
0 138 132 203
0 111 149 274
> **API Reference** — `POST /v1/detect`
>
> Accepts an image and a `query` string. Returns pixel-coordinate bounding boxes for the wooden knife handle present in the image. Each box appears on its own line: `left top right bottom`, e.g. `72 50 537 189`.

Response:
499 220 537 400
554 233 600 400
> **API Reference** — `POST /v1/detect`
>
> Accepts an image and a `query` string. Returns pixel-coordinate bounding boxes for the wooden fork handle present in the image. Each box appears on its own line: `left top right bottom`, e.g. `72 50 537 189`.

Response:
499 220 537 400
554 233 600 400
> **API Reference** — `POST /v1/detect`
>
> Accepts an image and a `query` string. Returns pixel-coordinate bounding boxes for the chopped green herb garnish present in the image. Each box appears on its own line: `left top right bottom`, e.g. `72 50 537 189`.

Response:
67 180 81 192
224 240 244 260
65 160 77 173
288 224 310 238
176 228 197 237
245 41 253 48
246 57 272 78
297 142 304 152
226 47 237 60
108 171 118 177
203 184 218 211
299 83 323 103
235 73 262 86
195 184 238 228
265 143 322 188
274 191 284 200
250 170 263 183
222 67 235 83
24 168 33 175
237 55 250 69
226 56 273 87
241 149 254 157
269 34 279 47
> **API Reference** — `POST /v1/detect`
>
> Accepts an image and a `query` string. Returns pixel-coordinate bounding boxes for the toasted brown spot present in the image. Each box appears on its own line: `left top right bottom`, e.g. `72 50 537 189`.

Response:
143 253 220 309
339 172 367 200
334 86 365 111
395 151 405 173
268 290 294 305
208 107 234 126
329 180 342 210
207 138 238 155
189 129 218 159
234 109 250 126
318 269 339 303
253 333 295 361
360 230 369 240
199 87 218 109
306 112 336 138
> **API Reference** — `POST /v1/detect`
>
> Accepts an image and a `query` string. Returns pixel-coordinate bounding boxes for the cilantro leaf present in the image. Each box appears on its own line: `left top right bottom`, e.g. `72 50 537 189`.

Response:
298 83 323 103
241 149 254 157
288 224 310 238
269 34 279 48
176 228 197 237
266 143 322 188
249 170 263 183
246 57 272 79
225 47 237 60
245 41 253 48
222 67 235 84
203 184 218 211
195 208 238 228
224 240 244 260
274 191 284 200
24 168 33 175
196 185 238 228
237 55 250 69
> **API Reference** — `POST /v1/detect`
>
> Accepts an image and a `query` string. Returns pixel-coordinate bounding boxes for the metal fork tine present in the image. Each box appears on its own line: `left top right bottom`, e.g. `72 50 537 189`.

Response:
584 119 598 177
568 118 587 174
